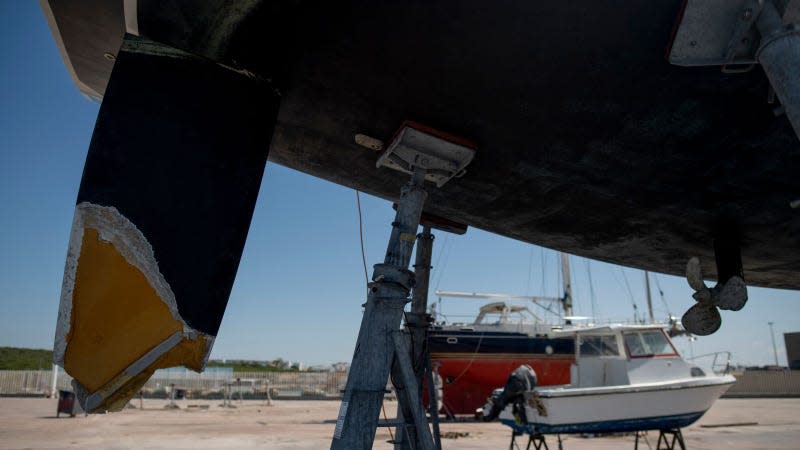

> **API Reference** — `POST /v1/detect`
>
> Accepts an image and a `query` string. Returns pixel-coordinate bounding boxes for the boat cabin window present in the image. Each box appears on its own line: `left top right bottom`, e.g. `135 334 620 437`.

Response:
578 334 619 357
623 330 677 358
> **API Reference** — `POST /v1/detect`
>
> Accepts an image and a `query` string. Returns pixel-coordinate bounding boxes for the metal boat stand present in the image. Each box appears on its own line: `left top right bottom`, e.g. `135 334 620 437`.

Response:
392 224 436 450
635 429 686 450
507 428 685 450
509 432 563 450
390 213 467 450
330 123 476 450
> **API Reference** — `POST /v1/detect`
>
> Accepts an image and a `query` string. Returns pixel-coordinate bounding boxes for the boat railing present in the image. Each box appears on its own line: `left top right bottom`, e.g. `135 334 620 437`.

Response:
432 310 546 328
686 351 733 375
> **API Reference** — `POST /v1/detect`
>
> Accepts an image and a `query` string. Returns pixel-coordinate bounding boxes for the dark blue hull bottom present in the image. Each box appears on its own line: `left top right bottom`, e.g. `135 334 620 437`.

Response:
501 411 705 435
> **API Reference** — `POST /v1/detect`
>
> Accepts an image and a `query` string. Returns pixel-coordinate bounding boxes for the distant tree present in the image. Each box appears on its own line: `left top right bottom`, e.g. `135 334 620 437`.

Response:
271 358 287 369
0 347 53 370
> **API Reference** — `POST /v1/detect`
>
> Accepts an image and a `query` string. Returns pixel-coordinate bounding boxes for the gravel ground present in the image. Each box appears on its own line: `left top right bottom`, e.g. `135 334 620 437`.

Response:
0 397 798 449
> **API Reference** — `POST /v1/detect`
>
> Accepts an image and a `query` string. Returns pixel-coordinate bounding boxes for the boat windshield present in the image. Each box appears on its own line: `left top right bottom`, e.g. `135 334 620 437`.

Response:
578 334 619 357
623 329 677 358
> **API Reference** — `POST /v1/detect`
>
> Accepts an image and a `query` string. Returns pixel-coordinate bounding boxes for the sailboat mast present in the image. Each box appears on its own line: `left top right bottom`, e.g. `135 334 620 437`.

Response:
645 271 654 323
560 253 573 317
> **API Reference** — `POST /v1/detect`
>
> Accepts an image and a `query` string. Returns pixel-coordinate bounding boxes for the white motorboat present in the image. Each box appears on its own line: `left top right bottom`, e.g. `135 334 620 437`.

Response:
489 324 735 435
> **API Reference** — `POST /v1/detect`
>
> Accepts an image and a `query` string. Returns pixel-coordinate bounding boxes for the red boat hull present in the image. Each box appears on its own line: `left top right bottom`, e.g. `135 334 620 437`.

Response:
432 355 574 415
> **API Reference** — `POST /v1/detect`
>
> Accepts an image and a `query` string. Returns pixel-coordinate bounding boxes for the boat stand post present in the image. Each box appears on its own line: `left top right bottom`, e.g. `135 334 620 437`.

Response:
393 225 442 450
509 432 550 450
391 329 437 449
423 353 443 449
330 167 429 450
330 122 475 450
264 379 273 406
656 429 686 450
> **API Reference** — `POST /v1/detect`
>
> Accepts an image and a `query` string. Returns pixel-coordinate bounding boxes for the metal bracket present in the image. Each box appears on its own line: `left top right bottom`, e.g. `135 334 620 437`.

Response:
669 0 763 67
372 264 416 291
377 122 477 188
669 0 800 176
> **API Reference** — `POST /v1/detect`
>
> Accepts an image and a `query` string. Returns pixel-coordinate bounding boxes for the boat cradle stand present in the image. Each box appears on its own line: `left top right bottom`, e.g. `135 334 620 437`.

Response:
509 431 562 450
508 428 686 450
636 428 686 450
330 122 476 450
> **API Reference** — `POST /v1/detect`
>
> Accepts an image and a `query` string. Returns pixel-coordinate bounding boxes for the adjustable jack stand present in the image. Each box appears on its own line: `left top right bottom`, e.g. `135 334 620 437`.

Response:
330 122 475 450
634 429 686 450
392 211 468 450
264 380 273 406
220 380 239 408
509 432 552 450
393 224 447 450
635 429 686 450
656 429 686 450
164 383 179 409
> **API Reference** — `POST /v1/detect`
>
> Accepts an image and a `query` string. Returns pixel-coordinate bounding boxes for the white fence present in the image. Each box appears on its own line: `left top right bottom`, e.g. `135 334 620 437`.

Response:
0 370 73 396
725 370 800 397
9 369 796 399
143 370 349 398
0 370 349 399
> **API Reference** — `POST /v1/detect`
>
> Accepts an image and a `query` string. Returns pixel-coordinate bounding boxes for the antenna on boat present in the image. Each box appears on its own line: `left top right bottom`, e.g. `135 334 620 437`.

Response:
585 259 598 321
560 253 573 320
645 271 654 324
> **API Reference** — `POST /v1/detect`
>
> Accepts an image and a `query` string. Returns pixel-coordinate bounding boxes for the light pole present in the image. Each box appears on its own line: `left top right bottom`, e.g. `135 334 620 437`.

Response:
768 322 779 366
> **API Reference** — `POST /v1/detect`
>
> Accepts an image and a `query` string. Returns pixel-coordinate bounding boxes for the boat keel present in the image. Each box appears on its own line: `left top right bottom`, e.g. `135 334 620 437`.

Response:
54 34 279 412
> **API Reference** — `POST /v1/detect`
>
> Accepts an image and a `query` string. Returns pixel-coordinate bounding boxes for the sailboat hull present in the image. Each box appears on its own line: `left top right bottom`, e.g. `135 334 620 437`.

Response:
429 329 574 414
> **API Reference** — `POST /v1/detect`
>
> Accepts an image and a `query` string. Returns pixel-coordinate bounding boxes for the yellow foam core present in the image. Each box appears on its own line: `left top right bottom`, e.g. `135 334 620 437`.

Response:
64 228 208 410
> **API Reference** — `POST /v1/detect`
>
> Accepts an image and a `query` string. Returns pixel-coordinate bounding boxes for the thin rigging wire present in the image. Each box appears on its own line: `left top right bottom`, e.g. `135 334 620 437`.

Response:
619 268 639 322
432 235 452 291
355 190 369 286
653 274 672 317
430 235 452 319
448 331 486 384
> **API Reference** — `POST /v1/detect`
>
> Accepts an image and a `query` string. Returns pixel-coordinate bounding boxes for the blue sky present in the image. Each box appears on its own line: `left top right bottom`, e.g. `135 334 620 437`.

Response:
1 3 798 368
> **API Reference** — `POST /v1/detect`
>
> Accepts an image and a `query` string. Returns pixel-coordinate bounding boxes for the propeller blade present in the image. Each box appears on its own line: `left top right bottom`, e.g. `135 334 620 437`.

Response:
686 257 706 291
716 276 748 311
692 289 711 303
681 303 721 336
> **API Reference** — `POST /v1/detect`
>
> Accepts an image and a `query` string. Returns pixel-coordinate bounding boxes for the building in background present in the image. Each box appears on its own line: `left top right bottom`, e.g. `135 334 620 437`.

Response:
785 332 800 370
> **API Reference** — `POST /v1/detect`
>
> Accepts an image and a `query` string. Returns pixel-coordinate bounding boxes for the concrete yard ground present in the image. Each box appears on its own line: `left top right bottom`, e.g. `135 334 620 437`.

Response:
0 397 798 449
